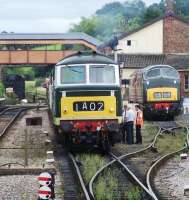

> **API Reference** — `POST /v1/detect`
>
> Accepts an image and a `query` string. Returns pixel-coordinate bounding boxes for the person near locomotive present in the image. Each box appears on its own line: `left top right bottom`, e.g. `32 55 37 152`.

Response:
123 105 135 144
135 105 144 144
122 105 127 143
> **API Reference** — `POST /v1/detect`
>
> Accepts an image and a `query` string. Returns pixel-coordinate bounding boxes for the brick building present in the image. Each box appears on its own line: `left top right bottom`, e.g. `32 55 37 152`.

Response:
163 14 189 53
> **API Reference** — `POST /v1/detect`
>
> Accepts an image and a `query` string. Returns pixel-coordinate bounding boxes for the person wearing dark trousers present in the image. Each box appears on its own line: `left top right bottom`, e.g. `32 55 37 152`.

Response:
122 105 127 143
135 105 144 144
125 106 135 144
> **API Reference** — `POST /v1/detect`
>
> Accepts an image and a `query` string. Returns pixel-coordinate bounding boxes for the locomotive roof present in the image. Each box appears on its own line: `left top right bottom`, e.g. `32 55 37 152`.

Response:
141 65 176 73
56 51 116 65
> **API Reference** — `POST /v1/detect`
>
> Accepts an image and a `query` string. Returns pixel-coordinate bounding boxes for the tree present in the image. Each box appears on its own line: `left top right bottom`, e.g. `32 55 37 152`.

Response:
96 2 125 16
68 0 189 41
70 16 100 37
175 0 189 18
143 3 164 24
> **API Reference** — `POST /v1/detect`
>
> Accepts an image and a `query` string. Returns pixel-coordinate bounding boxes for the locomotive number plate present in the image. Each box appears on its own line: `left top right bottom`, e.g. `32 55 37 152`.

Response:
73 101 104 112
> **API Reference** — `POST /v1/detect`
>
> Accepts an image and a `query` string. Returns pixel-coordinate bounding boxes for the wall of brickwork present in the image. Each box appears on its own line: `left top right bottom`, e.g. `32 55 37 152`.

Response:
179 71 189 98
163 16 189 53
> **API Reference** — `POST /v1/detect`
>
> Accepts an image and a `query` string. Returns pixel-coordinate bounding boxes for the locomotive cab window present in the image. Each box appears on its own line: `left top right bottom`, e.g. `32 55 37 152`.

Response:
161 67 179 78
146 68 160 78
61 65 86 84
89 65 115 84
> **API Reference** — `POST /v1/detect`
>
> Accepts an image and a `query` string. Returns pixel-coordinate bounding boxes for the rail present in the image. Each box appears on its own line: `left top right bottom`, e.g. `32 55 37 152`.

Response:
68 153 91 200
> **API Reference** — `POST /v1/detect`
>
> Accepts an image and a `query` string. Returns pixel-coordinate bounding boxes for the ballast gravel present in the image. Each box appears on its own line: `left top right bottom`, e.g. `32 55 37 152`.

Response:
0 175 38 200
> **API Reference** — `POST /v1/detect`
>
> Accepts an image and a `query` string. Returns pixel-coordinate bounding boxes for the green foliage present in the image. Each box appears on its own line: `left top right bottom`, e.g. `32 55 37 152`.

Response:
35 78 45 87
77 154 107 183
5 93 19 105
95 169 119 200
0 81 4 97
143 3 164 23
70 0 189 41
70 16 100 37
5 67 35 80
175 0 189 18
126 186 142 200
25 81 36 93
96 2 125 16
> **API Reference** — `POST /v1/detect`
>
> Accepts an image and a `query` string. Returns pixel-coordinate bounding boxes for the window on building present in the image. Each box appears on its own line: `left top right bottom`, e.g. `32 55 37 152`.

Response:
127 40 131 46
185 75 189 90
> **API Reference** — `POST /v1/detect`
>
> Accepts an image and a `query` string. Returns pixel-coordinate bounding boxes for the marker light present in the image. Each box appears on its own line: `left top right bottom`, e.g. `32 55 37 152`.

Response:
63 107 68 113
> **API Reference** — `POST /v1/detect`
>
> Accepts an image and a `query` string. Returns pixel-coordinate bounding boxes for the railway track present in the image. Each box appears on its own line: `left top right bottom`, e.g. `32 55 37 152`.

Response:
54 148 81 200
113 121 182 189
88 152 156 200
0 107 28 137
86 121 186 200
147 123 189 200
0 105 48 137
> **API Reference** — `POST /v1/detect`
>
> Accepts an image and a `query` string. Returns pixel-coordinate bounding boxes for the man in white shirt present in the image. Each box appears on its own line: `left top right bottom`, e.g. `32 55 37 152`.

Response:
125 106 135 144
122 105 127 143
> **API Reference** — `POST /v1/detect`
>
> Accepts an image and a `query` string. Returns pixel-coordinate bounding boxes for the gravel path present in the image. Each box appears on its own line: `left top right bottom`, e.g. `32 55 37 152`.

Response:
0 175 38 200
154 155 189 200
0 107 63 199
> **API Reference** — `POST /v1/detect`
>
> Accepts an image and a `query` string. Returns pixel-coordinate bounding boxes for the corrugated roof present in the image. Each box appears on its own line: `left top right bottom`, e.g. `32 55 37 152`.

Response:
118 54 166 68
0 32 102 46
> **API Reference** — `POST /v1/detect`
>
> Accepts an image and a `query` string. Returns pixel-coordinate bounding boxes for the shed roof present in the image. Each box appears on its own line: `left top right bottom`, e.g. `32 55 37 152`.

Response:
166 54 189 69
118 54 166 68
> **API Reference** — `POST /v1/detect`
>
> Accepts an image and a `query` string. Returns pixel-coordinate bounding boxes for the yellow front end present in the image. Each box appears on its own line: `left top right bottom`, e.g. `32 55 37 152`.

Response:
61 96 117 120
147 87 178 102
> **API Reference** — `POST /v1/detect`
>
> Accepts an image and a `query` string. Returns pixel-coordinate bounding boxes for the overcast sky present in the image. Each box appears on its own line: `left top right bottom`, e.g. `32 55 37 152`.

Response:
0 0 160 33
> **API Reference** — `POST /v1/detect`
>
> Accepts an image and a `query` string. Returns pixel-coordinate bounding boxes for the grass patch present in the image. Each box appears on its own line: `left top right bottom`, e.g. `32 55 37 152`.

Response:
142 123 159 145
156 128 186 154
77 154 107 183
126 186 143 200
25 81 46 102
94 169 119 200
25 81 35 93
94 168 144 200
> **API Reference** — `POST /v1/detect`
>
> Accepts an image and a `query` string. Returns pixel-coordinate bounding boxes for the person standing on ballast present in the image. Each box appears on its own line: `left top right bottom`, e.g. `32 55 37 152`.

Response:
125 106 135 144
135 105 143 144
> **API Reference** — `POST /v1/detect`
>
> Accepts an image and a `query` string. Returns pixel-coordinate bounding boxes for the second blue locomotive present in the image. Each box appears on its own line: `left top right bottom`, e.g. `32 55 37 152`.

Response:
129 65 181 119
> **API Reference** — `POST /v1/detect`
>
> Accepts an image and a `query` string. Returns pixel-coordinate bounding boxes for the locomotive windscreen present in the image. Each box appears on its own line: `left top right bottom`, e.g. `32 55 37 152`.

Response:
89 65 115 84
161 67 179 78
146 68 160 78
61 65 86 84
145 66 179 79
